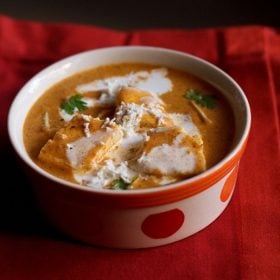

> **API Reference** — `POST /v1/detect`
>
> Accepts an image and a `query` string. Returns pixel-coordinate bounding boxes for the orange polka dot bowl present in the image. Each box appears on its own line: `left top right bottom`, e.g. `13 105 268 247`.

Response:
8 47 251 248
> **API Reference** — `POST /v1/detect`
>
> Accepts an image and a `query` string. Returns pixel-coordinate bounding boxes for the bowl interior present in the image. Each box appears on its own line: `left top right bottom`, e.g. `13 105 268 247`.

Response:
8 46 251 193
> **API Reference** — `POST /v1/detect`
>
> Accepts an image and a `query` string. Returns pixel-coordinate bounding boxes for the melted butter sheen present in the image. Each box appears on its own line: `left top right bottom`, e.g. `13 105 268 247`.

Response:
23 63 235 189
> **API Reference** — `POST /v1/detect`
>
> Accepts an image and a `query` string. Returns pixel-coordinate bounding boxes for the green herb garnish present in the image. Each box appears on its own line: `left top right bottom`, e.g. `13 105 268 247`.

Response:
112 178 130 190
61 94 88 115
184 89 216 109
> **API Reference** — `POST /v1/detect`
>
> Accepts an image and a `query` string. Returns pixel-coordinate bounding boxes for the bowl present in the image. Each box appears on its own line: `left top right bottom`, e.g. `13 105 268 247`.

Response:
8 46 251 248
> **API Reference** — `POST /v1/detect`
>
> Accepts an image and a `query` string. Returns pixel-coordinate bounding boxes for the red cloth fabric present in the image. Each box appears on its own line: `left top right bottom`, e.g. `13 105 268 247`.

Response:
0 15 279 279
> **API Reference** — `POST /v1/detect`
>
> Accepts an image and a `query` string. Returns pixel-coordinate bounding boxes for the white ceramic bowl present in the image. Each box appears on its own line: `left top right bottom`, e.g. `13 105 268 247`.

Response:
8 46 251 248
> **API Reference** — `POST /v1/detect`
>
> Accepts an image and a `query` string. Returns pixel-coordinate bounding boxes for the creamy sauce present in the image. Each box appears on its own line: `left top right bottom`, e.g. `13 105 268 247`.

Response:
66 130 111 168
23 63 234 189
138 144 196 175
76 68 172 96
74 160 137 189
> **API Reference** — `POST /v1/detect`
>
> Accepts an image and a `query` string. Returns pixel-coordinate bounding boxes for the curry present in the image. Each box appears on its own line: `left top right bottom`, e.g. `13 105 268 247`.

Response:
23 63 234 189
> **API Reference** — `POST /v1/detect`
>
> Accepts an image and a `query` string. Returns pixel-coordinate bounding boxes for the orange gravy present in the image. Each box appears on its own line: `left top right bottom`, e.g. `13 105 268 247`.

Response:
23 63 235 188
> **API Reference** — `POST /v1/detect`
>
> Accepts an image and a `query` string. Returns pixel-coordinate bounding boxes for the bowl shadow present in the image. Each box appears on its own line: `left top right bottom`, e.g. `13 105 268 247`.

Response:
0 145 70 242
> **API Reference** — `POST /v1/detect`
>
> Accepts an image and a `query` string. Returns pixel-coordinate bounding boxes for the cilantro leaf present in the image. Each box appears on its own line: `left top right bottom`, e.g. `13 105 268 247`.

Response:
61 94 88 115
184 89 216 109
111 178 130 190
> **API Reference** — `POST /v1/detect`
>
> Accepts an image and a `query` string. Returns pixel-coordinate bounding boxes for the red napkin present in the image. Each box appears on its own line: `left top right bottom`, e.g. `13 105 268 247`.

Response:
0 15 279 279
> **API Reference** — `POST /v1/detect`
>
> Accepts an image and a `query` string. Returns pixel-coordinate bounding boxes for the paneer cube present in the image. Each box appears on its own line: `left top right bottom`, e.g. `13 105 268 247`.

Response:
137 126 206 177
38 114 123 173
116 87 174 129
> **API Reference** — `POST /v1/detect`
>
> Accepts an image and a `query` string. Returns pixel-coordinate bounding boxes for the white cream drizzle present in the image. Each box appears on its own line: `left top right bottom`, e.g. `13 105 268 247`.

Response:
74 160 137 189
76 68 172 103
135 68 172 95
138 144 195 175
66 130 110 168
109 132 145 163
169 113 199 136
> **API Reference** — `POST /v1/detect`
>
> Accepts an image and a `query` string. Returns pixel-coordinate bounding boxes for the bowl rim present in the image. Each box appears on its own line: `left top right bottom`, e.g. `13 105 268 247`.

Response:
8 46 251 203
